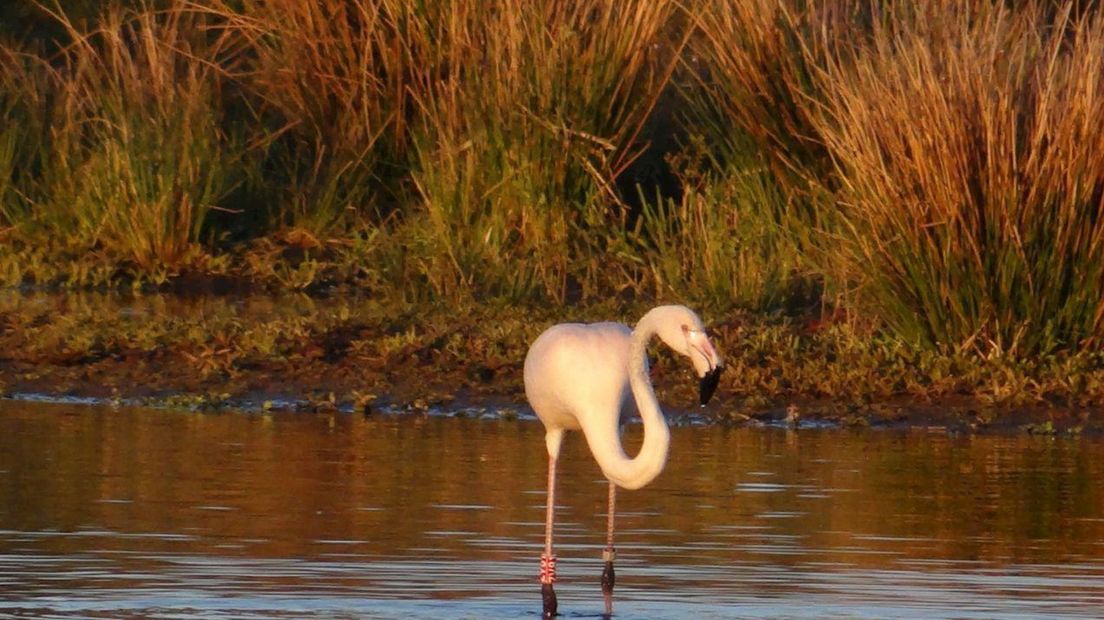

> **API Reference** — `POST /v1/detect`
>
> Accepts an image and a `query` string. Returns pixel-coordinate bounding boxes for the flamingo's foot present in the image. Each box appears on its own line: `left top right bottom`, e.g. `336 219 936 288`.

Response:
542 582 558 618
540 553 558 617
601 548 615 595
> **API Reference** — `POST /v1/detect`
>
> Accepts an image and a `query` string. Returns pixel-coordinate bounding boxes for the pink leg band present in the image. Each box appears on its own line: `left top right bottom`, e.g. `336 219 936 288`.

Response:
539 553 557 584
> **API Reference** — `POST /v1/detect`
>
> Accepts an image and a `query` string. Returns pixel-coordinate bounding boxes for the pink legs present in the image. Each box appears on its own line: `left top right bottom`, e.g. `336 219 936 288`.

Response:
538 433 615 618
602 481 616 615
540 453 558 618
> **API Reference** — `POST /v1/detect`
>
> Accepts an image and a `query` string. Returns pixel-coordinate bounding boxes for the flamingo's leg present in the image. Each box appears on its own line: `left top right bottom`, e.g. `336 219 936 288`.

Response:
602 480 616 614
541 438 560 618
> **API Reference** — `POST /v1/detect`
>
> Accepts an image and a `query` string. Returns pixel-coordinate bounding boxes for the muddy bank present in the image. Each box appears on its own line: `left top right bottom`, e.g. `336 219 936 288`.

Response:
0 290 1101 435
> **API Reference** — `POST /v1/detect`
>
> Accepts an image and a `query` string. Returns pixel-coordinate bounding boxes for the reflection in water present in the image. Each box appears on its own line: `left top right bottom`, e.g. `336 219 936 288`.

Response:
0 401 1102 618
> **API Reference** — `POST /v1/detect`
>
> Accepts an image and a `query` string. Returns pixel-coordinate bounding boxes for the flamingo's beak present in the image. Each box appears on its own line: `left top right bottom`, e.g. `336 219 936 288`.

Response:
699 364 723 406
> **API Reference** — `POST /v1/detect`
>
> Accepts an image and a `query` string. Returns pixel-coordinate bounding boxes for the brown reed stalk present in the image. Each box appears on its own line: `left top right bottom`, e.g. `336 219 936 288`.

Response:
809 1 1104 354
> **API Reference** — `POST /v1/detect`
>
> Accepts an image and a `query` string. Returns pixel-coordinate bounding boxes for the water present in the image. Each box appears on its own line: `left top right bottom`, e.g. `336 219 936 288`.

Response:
1 401 1102 619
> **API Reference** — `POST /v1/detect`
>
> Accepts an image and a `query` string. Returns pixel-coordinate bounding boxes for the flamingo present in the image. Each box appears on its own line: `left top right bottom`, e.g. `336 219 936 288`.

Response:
523 304 723 617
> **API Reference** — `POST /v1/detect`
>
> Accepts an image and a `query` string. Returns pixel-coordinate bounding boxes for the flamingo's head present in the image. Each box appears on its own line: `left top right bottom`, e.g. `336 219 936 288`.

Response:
652 305 725 406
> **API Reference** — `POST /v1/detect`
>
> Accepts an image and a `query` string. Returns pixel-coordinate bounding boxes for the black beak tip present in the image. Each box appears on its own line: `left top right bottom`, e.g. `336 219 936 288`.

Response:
699 365 723 406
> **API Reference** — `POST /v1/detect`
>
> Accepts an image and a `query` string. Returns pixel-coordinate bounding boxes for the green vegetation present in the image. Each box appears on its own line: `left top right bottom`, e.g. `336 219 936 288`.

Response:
2 293 1102 427
2 1 1104 414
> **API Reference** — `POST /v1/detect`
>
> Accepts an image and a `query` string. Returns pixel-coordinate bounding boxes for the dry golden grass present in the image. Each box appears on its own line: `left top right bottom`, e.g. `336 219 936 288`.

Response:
208 0 415 232
808 2 1104 354
394 0 684 302
10 1 241 273
1 0 1103 360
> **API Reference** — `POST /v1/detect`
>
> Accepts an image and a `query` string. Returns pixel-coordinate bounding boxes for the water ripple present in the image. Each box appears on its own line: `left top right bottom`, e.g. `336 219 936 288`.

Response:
1 403 1103 618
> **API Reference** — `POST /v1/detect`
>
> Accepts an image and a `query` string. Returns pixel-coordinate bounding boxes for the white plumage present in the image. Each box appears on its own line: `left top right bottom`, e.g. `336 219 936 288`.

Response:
523 304 723 617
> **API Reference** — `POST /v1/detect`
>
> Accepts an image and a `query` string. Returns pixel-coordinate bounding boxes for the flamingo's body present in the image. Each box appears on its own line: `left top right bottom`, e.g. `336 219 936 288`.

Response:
523 305 723 617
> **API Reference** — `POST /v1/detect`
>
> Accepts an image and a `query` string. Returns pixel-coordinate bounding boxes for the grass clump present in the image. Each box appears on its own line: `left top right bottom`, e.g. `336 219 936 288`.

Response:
674 0 859 313
636 137 801 312
807 3 1104 355
684 1 1104 357
18 2 242 276
684 0 843 195
0 46 52 229
212 0 415 236
394 0 683 302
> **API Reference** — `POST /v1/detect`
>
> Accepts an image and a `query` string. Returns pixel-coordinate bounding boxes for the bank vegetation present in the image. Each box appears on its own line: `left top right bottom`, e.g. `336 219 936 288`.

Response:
2 1 1104 416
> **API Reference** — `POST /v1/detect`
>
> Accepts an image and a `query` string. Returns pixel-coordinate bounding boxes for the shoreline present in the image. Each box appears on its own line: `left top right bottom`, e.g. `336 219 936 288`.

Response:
0 384 1095 437
1 288 1098 436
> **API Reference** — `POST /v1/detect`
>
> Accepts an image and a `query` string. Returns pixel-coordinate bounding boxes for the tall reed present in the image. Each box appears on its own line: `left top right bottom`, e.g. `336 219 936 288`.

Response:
684 0 857 198
399 0 682 302
26 1 241 273
3 0 1103 361
0 46 53 228
808 3 1104 354
212 0 415 235
636 137 798 311
667 0 850 311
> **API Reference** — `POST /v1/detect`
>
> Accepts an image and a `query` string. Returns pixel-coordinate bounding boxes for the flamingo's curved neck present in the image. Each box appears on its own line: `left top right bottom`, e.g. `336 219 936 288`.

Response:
584 310 670 490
